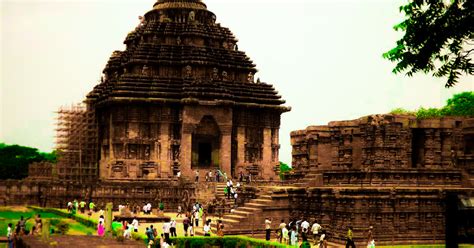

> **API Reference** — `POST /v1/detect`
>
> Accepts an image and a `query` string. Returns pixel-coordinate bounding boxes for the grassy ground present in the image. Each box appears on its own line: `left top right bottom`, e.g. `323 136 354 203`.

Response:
0 206 95 237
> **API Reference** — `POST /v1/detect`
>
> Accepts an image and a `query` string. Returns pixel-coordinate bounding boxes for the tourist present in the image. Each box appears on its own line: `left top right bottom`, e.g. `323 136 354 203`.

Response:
73 199 79 214
160 233 170 248
30 226 36 236
194 208 200 227
346 226 356 248
67 201 73 212
215 170 220 182
301 218 309 234
295 218 303 233
170 219 177 237
233 191 238 205
282 224 289 244
208 170 213 182
203 219 211 236
89 201 95 212
159 201 164 213
132 218 139 232
147 202 152 214
35 214 42 234
183 214 190 236
318 230 327 248
17 216 29 235
151 225 158 238
7 223 13 248
143 203 148 215
311 220 322 245
99 215 105 225
123 222 132 239
189 222 194 237
97 221 105 236
163 220 171 244
239 171 244 182
177 170 181 178
279 219 286 243
226 180 231 199
79 200 86 213
367 226 375 248
177 205 182 217
145 227 154 244
290 225 298 246
217 219 224 237
195 170 199 182
265 217 272 241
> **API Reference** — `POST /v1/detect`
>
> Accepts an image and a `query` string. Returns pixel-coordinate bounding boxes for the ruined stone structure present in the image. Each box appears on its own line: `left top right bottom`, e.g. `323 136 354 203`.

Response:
285 115 474 244
86 0 289 181
291 115 473 186
0 179 196 212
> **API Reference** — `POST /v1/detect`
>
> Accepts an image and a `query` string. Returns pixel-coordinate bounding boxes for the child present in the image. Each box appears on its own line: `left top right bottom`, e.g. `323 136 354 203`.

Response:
97 221 105 236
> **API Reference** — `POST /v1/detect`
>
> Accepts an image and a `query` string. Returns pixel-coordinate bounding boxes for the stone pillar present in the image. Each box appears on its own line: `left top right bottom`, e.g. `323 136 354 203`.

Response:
220 125 232 178
105 202 113 234
262 128 273 179
160 123 171 178
181 123 194 178
237 126 246 168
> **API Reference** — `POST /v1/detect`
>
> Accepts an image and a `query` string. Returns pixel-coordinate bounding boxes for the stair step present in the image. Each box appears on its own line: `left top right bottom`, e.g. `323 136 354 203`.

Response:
246 202 267 207
238 206 261 212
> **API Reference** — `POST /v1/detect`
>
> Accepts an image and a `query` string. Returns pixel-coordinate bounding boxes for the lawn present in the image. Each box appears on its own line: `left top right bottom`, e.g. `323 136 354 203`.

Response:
0 206 95 236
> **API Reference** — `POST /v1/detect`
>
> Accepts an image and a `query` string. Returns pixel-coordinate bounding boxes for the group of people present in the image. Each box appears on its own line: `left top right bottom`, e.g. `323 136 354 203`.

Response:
267 217 375 248
194 169 253 184
6 214 43 248
67 199 96 215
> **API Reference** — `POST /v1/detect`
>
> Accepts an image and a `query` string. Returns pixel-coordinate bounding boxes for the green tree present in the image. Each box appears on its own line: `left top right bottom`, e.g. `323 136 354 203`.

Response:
279 161 292 180
0 143 57 180
383 0 474 87
442 91 474 116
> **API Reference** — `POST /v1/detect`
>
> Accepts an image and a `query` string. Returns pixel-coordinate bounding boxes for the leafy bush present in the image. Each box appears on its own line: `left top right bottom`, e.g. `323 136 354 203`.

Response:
279 161 292 180
169 236 287 248
55 220 70 234
390 91 474 119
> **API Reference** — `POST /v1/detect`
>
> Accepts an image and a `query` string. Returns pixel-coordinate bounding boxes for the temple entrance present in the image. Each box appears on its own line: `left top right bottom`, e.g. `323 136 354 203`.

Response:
198 142 212 166
192 116 220 168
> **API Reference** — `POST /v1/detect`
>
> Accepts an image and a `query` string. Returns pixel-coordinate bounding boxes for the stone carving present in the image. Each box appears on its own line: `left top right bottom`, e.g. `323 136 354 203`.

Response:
142 65 150 76
184 65 192 79
177 36 181 45
188 11 195 22
211 67 219 80
247 72 254 83
222 71 228 81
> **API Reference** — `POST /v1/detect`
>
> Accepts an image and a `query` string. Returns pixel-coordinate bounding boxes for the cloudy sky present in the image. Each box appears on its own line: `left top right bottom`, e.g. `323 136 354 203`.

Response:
1 0 473 163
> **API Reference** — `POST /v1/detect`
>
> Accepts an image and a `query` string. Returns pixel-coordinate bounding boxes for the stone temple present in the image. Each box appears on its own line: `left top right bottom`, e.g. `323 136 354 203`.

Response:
3 0 473 246
86 0 290 181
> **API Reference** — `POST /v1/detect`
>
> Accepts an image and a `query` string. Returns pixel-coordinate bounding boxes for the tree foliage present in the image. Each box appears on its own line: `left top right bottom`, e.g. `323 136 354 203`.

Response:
383 0 474 87
279 161 292 180
390 91 474 118
0 143 57 180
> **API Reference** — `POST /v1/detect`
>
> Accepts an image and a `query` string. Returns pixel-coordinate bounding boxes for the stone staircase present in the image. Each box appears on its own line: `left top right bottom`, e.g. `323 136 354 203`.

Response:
210 187 276 235
294 167 323 187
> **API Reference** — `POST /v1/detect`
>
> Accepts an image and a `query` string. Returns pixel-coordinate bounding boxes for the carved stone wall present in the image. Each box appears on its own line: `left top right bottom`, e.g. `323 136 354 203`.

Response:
291 115 474 186
0 180 196 212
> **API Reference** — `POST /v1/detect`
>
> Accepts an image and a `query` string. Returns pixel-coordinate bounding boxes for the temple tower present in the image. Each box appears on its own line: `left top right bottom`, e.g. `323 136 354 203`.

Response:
86 0 290 181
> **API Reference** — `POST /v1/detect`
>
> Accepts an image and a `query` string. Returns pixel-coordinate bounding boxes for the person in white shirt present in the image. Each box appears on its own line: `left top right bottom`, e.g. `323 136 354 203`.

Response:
98 215 105 226
301 219 310 234
203 220 211 236
194 209 200 226
7 223 13 248
132 218 139 232
264 218 272 241
311 221 322 245
162 220 171 244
